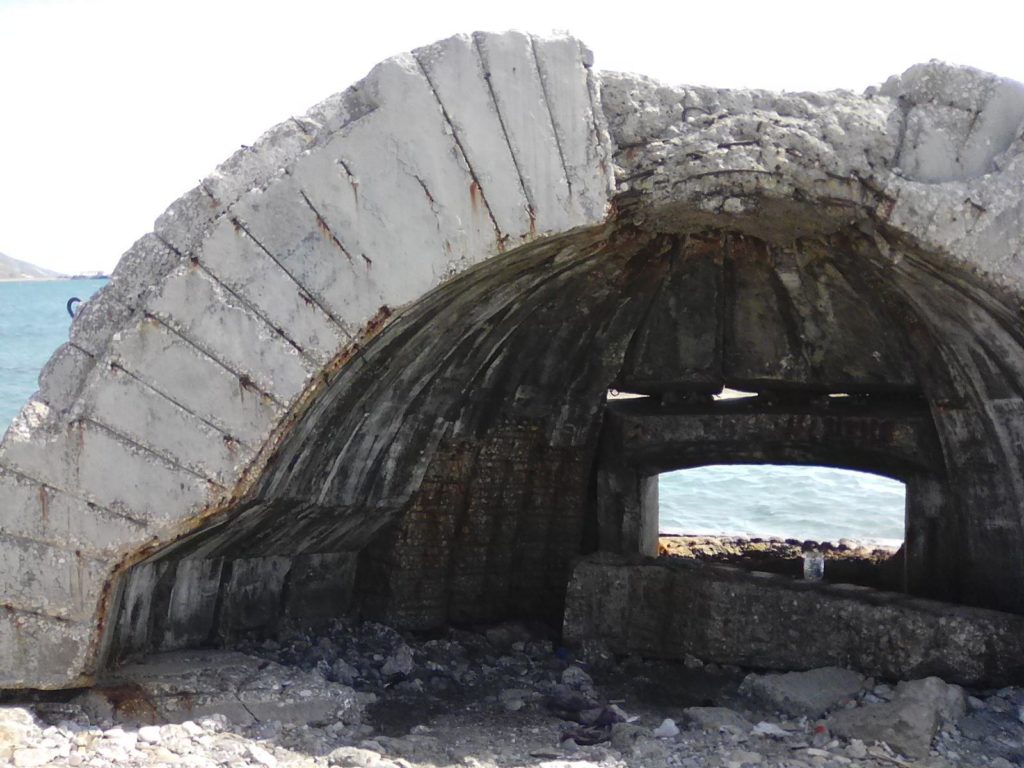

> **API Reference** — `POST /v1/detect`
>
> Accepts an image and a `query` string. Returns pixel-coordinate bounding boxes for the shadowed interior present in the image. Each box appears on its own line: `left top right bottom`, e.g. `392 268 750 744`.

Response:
102 213 1024 666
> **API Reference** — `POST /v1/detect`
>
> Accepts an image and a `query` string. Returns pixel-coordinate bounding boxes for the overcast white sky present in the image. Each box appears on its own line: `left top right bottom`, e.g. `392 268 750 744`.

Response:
1 0 1022 275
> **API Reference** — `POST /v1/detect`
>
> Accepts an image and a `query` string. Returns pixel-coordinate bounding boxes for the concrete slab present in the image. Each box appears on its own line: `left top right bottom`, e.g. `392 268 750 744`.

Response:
563 555 1024 687
81 650 370 727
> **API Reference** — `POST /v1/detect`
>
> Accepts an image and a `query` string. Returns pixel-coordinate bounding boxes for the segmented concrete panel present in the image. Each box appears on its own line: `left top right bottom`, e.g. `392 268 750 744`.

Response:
0 466 146 558
105 319 284 448
1 31 1024 688
0 31 610 687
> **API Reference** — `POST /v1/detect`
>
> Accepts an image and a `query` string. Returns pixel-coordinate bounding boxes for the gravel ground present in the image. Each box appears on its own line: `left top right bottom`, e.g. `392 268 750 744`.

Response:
1 619 1021 767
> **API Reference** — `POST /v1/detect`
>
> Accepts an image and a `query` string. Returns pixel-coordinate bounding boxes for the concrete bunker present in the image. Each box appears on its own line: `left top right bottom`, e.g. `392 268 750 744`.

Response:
3 33 1024 689
102 221 1020 674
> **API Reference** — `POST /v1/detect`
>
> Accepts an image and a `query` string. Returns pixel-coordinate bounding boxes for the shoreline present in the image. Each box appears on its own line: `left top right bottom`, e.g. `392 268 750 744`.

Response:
658 533 904 591
0 275 107 283
659 531 903 552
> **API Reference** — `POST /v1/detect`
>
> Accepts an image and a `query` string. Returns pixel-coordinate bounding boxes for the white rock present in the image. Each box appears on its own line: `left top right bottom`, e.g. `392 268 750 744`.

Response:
751 721 788 738
95 743 129 762
12 748 58 767
327 745 389 767
138 725 162 744
0 709 35 727
0 714 39 761
248 742 279 767
652 718 679 738
199 713 229 731
148 746 179 763
846 739 868 759
103 727 138 751
159 722 190 742
181 720 205 737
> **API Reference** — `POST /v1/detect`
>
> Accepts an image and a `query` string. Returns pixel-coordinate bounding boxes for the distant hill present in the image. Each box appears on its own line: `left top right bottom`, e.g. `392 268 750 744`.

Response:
0 252 65 280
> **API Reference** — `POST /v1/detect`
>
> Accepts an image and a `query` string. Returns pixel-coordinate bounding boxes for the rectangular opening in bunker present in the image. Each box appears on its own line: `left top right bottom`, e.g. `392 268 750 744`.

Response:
658 464 906 546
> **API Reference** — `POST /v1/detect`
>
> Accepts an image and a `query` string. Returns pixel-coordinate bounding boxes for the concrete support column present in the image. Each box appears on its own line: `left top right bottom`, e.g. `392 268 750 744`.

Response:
903 472 958 600
638 475 660 557
595 462 645 554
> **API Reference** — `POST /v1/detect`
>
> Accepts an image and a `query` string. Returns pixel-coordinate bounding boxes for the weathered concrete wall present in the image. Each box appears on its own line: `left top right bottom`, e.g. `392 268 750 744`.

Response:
0 32 610 687
563 555 1024 687
1 33 1024 688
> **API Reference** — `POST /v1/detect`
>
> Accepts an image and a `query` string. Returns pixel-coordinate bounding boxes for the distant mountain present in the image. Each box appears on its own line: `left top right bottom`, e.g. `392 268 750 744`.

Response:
0 252 65 280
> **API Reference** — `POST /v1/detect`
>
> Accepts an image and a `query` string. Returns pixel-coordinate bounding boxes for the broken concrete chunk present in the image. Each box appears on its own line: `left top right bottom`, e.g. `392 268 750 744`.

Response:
740 667 865 717
827 676 965 759
896 676 967 723
681 707 753 734
76 649 370 728
380 644 414 679
560 665 594 690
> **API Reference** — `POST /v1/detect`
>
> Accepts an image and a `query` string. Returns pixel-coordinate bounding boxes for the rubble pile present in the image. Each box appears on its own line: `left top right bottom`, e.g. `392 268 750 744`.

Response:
1 619 1021 767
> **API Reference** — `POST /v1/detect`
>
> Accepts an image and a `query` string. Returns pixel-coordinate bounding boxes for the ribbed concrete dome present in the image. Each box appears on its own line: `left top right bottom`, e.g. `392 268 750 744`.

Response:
2 34 1024 687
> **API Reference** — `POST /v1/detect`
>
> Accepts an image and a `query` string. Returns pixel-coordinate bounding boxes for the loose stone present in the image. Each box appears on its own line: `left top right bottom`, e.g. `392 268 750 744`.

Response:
652 718 680 738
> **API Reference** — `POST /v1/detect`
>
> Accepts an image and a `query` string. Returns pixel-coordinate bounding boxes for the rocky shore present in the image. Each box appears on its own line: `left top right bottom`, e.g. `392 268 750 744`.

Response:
659 535 903 590
1 619 1021 767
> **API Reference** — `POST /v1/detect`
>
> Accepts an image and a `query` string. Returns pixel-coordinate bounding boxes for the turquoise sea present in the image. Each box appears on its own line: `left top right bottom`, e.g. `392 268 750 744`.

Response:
0 278 905 544
0 278 106 428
